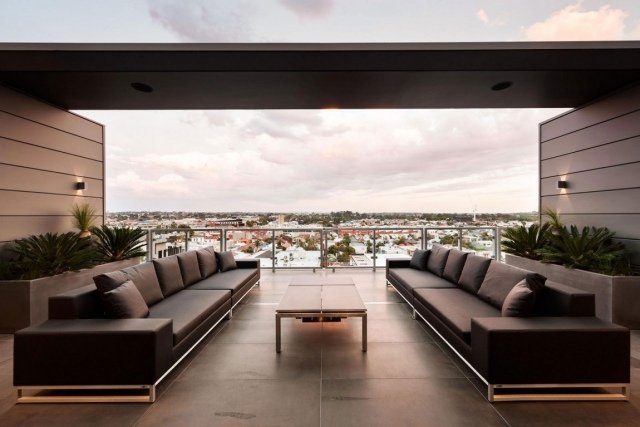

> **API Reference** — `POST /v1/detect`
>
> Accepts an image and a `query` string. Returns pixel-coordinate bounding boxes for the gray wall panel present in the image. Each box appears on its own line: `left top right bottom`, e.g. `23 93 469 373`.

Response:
0 190 103 216
541 189 640 215
0 84 103 142
0 111 102 160
0 137 102 179
539 84 640 269
541 84 640 142
540 162 640 196
541 110 640 160
541 137 640 178
0 86 104 245
0 164 103 198
0 215 103 242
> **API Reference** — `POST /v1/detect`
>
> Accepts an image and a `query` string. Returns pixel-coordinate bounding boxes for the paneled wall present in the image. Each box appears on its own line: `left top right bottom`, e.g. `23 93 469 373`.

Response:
539 83 640 268
0 84 104 252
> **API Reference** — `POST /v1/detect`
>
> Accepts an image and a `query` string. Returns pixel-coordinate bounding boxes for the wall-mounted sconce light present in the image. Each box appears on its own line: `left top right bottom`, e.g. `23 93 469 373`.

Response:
76 181 86 190
557 180 568 189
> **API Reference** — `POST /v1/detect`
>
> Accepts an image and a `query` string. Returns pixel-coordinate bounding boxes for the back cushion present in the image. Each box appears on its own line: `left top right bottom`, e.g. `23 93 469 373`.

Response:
217 251 238 273
457 255 491 294
196 249 218 277
426 244 450 277
409 249 429 271
477 262 529 309
93 270 128 294
121 262 164 306
442 249 469 283
102 280 150 319
177 251 202 286
153 256 185 297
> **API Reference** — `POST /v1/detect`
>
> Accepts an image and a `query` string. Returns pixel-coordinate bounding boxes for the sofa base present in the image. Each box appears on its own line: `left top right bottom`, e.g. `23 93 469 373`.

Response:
386 280 630 403
488 383 630 402
16 384 156 403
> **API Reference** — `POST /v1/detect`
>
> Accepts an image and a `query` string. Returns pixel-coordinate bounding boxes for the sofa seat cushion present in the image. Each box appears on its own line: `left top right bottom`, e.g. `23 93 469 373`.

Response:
188 269 257 296
414 288 500 343
388 268 455 291
148 289 230 345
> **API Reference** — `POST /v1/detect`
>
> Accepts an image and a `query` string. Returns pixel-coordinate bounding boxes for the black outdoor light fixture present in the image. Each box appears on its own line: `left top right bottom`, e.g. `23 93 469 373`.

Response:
557 180 569 189
76 181 86 190
491 81 513 91
131 82 154 93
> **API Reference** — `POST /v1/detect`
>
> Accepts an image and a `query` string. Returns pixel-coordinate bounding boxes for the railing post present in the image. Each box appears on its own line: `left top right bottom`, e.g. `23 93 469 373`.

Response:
184 230 189 252
495 226 501 261
458 227 463 250
147 230 153 261
372 229 376 272
222 227 227 251
272 229 276 273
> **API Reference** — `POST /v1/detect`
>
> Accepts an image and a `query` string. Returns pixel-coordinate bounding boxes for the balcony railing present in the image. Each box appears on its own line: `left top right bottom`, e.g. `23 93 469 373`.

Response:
144 226 502 271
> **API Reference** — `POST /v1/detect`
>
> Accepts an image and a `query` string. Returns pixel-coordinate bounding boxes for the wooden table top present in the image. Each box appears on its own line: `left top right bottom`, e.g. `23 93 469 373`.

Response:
277 278 366 313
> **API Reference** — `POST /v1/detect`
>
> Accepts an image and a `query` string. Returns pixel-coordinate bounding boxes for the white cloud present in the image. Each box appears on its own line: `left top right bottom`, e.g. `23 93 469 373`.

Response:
279 0 334 18
477 9 489 24
524 2 628 41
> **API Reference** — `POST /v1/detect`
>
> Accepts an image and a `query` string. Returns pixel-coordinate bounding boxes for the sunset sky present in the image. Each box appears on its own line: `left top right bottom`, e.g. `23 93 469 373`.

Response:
2 1 639 212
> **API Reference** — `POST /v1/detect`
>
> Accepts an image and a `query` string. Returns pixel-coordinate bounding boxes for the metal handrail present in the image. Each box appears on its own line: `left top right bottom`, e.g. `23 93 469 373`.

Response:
144 226 503 270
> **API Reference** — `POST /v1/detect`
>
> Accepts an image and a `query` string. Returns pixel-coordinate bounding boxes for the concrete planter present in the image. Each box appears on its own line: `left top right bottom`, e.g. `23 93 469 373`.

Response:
0 258 140 333
504 254 640 329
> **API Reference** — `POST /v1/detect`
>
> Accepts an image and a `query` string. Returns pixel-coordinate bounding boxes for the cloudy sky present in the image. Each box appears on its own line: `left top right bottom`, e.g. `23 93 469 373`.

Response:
2 1 640 213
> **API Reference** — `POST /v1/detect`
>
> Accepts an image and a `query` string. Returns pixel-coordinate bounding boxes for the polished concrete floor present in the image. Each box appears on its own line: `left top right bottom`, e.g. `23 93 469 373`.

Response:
0 270 639 426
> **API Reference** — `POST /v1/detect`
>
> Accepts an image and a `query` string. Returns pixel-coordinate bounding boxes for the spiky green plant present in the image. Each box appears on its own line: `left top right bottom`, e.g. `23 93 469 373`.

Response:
501 223 551 260
542 207 564 234
91 225 147 262
71 203 97 236
537 225 629 275
10 232 96 279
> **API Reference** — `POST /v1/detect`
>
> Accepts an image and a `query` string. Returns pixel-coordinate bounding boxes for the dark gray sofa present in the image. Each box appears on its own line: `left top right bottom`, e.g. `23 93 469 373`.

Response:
386 245 630 402
13 247 259 403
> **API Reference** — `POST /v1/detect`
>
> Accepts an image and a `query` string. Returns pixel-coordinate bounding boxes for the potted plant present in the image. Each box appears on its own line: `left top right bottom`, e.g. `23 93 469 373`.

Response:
71 203 97 238
0 230 140 333
503 211 639 328
91 225 147 262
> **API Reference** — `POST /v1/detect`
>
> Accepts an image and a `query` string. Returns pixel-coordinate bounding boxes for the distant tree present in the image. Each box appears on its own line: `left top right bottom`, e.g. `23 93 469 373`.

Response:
440 234 457 246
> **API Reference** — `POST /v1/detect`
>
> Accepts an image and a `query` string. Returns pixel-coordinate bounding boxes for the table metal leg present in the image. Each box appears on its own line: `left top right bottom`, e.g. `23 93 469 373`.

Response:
276 313 282 353
362 313 367 352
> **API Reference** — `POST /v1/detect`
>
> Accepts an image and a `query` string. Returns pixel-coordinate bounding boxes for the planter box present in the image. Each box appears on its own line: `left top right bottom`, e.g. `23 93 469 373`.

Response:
504 254 640 329
0 258 140 333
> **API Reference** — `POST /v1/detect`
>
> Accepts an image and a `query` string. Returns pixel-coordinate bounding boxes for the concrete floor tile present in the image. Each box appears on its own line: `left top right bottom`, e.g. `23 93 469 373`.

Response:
321 378 506 427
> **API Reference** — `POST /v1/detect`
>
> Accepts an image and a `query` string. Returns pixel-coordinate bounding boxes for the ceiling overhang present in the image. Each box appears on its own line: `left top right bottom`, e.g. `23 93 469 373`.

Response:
1 42 640 110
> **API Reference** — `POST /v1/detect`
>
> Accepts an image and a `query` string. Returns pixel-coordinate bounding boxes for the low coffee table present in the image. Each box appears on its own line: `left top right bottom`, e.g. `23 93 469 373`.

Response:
275 277 367 352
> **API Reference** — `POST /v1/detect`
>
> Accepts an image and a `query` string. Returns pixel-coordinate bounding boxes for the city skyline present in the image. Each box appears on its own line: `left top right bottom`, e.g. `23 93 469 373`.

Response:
2 1 640 212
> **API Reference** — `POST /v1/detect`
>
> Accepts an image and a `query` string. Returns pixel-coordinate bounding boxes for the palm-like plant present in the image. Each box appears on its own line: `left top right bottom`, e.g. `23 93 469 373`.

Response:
501 223 550 260
537 225 629 275
10 232 96 279
91 225 147 262
71 203 97 238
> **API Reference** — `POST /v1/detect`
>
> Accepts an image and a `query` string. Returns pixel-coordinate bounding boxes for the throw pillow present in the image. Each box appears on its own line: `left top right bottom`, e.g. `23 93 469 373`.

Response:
102 280 149 319
120 263 164 306
152 256 185 297
217 251 238 272
457 255 491 294
409 249 429 271
196 249 218 277
477 262 529 309
501 274 547 317
177 251 202 286
442 249 469 283
93 270 128 294
426 244 450 277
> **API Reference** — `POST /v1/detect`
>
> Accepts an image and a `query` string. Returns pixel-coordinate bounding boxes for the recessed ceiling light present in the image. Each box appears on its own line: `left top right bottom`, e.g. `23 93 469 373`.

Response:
491 81 513 91
131 82 154 93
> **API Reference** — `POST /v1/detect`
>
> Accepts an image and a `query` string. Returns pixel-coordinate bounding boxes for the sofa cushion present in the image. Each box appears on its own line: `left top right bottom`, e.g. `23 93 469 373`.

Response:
217 251 237 272
153 256 185 297
442 249 469 283
188 268 257 295
148 289 230 345
409 249 429 271
102 280 150 319
477 262 529 309
120 262 164 306
196 249 218 278
414 288 500 343
177 251 202 286
502 273 548 317
93 270 128 294
457 255 491 294
388 268 456 291
426 244 450 277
